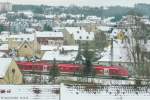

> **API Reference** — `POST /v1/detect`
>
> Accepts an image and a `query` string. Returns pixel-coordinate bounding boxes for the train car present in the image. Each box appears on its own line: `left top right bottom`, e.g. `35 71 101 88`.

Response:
58 64 81 75
16 61 52 73
95 65 129 78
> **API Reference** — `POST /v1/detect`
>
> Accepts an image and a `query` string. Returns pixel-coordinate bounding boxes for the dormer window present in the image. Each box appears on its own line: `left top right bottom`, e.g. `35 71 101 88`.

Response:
79 36 82 39
86 36 89 39
24 45 27 48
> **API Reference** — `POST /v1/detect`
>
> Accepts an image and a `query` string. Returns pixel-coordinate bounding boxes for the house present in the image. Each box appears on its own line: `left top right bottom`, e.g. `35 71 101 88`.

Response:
0 58 23 84
36 31 64 46
64 27 95 45
0 51 7 57
42 50 78 63
41 45 79 63
7 34 40 57
97 39 133 72
0 2 12 13
0 44 8 53
40 45 78 57
17 41 34 57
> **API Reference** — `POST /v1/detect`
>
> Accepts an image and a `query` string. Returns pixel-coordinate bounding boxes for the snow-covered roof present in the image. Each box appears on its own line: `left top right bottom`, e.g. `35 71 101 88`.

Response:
65 27 95 41
97 26 112 32
0 44 8 51
42 51 78 61
53 27 65 32
45 14 55 19
18 10 33 18
0 58 12 78
63 20 75 24
0 52 6 57
98 40 133 63
9 34 34 41
25 28 36 33
0 15 6 20
86 16 101 20
1 31 10 35
40 45 78 51
40 45 58 51
0 34 34 42
0 34 9 41
36 31 63 38
60 45 79 51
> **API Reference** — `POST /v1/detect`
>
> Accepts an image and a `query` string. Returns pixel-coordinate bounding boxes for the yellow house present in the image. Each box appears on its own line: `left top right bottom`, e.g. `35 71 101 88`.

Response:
117 32 125 40
8 38 40 57
17 41 34 57
0 58 23 84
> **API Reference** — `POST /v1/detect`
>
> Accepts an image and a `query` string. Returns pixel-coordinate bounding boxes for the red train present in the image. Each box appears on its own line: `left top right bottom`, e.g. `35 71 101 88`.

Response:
16 61 129 78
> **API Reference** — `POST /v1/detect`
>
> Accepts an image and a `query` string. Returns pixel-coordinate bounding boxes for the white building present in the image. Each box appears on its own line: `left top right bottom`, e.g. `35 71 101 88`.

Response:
65 27 95 41
0 2 12 12
42 45 78 62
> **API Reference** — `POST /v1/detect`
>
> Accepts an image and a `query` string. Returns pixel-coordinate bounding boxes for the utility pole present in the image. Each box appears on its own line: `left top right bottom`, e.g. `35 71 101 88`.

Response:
110 38 113 66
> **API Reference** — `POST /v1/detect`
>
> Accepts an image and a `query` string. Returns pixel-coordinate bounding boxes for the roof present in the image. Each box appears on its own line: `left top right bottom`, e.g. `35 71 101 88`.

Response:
0 52 6 57
40 45 78 51
0 34 35 42
42 51 78 62
25 28 36 33
65 27 95 41
0 58 12 78
40 45 58 51
97 26 112 32
36 31 63 38
0 44 8 51
60 45 79 51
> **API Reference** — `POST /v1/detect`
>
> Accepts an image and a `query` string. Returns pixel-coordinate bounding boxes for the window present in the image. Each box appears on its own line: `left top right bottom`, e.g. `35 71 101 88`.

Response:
86 36 89 39
24 45 27 48
79 36 82 39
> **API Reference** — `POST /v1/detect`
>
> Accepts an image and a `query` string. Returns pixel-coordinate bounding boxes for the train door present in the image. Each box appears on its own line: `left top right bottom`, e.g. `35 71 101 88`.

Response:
104 68 109 76
43 65 48 72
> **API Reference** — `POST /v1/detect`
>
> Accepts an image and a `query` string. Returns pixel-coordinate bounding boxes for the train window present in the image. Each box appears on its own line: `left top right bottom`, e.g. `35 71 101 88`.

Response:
104 69 109 76
99 70 103 74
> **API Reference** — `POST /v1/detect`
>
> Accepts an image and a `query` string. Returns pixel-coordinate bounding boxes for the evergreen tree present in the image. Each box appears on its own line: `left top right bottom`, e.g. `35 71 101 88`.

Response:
0 24 5 33
82 42 96 83
43 24 52 31
49 59 60 84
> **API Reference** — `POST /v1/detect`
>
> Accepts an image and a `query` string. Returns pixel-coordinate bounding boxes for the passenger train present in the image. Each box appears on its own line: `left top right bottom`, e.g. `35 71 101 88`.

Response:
16 61 129 78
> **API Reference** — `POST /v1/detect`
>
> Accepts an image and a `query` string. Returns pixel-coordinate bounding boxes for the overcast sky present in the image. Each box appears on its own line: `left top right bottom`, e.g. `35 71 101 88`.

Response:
1 0 150 7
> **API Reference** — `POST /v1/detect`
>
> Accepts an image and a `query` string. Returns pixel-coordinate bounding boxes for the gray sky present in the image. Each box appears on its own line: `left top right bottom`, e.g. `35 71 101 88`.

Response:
1 0 150 7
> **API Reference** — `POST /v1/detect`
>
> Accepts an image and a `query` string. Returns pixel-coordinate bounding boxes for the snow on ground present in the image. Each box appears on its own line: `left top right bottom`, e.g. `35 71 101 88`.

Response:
61 83 150 100
0 84 150 100
0 85 60 100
